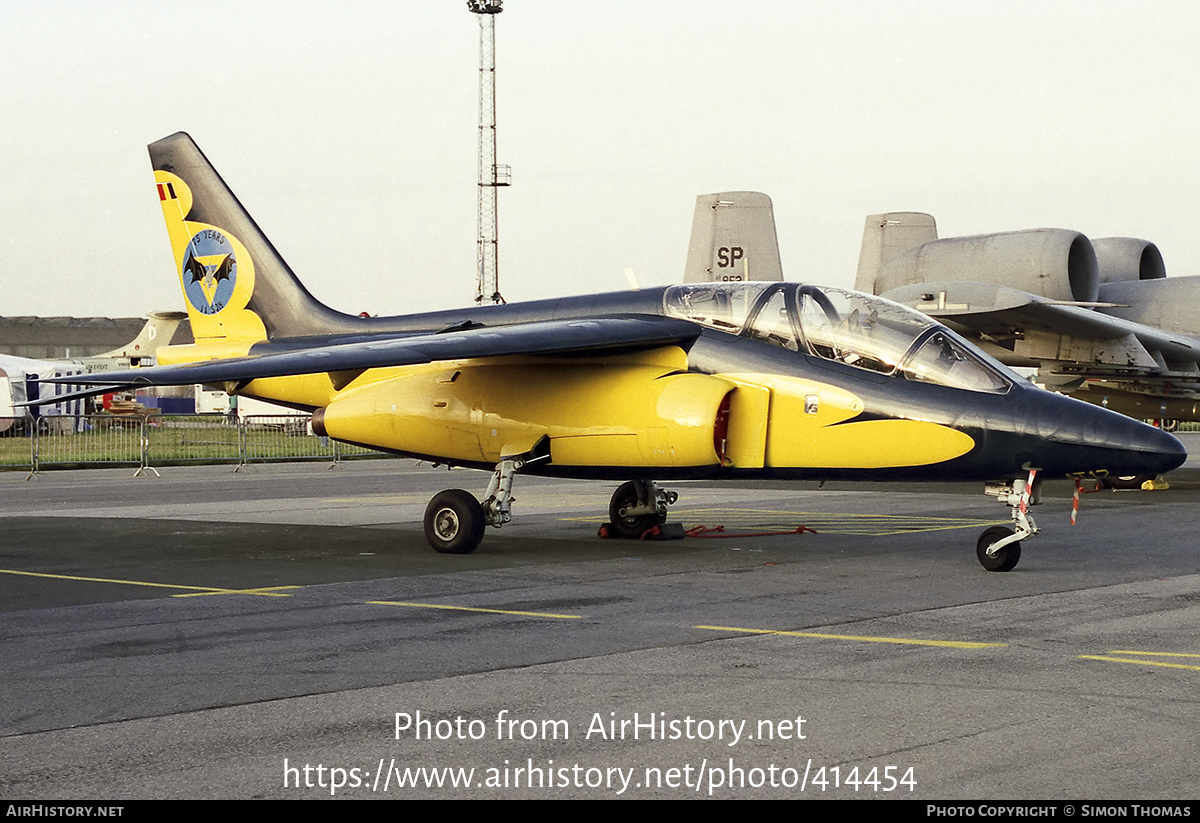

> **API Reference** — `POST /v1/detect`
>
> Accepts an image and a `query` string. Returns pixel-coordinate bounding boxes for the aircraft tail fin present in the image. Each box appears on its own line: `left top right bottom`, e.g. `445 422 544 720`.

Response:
854 212 939 295
150 132 357 346
683 192 783 283
94 311 187 362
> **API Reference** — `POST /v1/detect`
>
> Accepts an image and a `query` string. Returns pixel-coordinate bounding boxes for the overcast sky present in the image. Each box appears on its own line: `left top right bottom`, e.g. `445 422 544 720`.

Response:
2 1 1198 319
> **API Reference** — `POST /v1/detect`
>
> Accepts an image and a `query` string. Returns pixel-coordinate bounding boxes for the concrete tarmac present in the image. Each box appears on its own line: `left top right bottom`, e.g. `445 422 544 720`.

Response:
2 440 1199 799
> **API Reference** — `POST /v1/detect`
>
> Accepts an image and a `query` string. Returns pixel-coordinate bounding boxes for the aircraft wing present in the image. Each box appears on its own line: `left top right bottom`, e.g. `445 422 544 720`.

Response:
37 316 702 397
883 282 1200 376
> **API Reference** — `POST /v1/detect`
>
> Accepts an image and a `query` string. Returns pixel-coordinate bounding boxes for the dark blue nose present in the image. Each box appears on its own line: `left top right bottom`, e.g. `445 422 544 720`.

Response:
1098 415 1187 477
1008 389 1187 478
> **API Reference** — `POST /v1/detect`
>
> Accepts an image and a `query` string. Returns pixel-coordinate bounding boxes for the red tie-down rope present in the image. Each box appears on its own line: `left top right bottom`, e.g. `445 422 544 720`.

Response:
597 522 818 541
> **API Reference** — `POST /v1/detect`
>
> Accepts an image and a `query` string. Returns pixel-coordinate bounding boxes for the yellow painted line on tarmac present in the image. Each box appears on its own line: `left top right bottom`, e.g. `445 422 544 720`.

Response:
696 624 1007 649
0 568 297 597
323 495 430 504
834 521 1009 537
1105 650 1200 659
368 600 581 619
172 586 302 598
1078 655 1200 672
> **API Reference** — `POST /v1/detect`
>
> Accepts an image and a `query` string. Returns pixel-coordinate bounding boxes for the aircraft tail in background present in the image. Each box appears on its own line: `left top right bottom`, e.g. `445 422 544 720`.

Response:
94 311 188 363
683 192 783 283
853 212 939 295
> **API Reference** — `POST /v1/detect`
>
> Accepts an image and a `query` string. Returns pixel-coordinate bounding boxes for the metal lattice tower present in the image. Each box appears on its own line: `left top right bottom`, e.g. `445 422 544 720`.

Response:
469 0 509 305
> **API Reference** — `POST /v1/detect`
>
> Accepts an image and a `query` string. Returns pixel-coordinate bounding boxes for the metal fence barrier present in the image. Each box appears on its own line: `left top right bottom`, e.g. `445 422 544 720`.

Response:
239 415 379 465
0 413 386 474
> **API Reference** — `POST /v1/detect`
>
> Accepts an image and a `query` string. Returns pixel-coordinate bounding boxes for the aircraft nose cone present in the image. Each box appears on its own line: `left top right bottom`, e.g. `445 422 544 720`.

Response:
1037 393 1187 477
1108 418 1187 476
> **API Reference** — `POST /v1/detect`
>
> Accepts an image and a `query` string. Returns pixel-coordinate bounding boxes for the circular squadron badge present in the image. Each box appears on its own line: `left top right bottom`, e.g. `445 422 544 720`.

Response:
182 229 238 315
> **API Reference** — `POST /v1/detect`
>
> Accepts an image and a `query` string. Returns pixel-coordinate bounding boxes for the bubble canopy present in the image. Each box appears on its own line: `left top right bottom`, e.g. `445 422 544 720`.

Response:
663 282 1015 394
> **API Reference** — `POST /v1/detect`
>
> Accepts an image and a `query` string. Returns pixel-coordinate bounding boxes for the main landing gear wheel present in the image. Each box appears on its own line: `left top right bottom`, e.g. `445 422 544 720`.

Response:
424 489 485 554
608 481 667 539
976 525 1020 572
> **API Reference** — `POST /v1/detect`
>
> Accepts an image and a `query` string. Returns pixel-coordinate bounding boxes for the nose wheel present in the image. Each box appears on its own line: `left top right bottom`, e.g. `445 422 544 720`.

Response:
976 526 1020 572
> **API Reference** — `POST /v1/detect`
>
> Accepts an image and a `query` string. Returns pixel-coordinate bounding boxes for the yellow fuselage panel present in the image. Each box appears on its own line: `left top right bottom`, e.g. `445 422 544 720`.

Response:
320 361 732 467
776 418 975 469
240 365 424 413
241 373 341 411
717 372 975 469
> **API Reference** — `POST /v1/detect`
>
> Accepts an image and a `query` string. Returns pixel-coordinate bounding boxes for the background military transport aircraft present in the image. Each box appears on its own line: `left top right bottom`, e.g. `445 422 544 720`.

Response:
42 134 1185 571
855 212 1200 427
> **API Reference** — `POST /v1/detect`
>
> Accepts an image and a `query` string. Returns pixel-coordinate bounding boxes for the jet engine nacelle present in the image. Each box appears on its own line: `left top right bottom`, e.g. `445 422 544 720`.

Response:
311 356 736 470
857 213 1172 306
872 228 1100 304
1091 237 1166 284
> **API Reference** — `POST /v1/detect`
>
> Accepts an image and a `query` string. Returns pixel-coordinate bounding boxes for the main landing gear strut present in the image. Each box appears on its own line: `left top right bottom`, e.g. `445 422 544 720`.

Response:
977 467 1041 572
423 456 531 554
422 439 557 554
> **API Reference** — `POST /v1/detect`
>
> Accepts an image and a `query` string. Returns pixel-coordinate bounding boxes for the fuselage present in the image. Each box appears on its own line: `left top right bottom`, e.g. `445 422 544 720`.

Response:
223 283 1185 483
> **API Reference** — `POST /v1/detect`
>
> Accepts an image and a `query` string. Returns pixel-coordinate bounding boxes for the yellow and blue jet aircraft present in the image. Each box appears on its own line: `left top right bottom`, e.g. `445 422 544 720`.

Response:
46 133 1186 571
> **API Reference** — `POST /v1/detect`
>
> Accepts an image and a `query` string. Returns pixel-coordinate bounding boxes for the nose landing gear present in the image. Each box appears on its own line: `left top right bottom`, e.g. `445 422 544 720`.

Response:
978 468 1040 572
